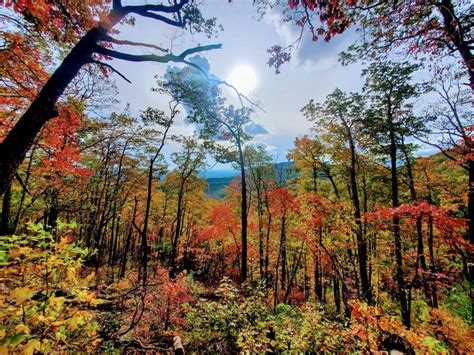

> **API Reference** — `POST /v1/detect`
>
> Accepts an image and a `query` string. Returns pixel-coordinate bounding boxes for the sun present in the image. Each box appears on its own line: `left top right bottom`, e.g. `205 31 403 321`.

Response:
227 65 258 95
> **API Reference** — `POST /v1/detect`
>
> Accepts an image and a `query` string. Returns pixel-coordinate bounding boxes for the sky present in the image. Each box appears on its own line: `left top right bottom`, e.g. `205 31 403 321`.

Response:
108 1 374 171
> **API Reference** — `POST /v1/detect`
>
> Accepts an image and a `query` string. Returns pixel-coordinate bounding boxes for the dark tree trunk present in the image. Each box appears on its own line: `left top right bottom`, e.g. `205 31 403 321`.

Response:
283 240 304 303
171 185 185 276
0 28 106 195
334 275 341 314
265 206 272 289
343 118 372 304
280 215 287 290
436 0 474 90
0 182 12 235
238 141 248 283
120 199 138 278
257 191 265 281
314 252 322 301
389 130 410 328
312 165 318 192
467 160 474 267
401 144 431 304
468 160 474 323
140 158 155 285
119 223 133 279
13 142 37 233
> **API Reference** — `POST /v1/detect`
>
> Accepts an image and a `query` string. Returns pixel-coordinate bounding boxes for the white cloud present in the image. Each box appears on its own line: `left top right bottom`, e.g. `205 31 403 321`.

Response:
263 8 356 71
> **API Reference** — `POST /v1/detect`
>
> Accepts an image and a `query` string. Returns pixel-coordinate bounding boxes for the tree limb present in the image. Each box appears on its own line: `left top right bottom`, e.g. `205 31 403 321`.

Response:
101 35 168 53
89 60 131 83
130 9 186 28
94 44 221 64
121 0 189 14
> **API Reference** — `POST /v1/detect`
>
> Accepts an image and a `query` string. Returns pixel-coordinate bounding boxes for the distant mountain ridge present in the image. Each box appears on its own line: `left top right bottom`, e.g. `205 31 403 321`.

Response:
204 162 296 199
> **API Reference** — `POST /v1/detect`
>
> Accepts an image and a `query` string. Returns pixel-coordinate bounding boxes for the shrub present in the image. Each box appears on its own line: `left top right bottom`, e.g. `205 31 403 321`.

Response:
0 221 100 353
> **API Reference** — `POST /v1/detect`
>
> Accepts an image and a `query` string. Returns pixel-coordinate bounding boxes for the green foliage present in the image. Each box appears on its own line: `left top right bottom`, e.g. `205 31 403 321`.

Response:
185 278 359 353
0 221 100 353
184 278 269 353
422 336 449 354
447 286 472 324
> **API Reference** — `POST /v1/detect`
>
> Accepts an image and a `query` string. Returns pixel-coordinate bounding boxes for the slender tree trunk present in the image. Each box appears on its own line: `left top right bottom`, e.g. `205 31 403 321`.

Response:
343 119 371 304
238 141 248 283
171 185 185 276
120 199 138 278
334 275 341 314
426 216 439 308
314 252 322 301
401 144 431 305
257 190 265 281
283 240 305 303
280 215 287 291
327 171 339 198
467 160 474 275
312 165 318 192
13 142 37 233
389 130 410 328
468 160 474 323
140 157 156 285
1 182 12 235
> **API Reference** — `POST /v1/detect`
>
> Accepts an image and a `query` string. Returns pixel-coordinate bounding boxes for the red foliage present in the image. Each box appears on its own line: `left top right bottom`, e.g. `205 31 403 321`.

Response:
365 202 470 254
39 102 92 189
267 187 299 216
1 0 113 43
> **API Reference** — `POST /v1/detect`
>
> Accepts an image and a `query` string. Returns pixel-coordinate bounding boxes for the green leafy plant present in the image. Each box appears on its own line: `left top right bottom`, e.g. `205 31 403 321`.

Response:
0 221 100 353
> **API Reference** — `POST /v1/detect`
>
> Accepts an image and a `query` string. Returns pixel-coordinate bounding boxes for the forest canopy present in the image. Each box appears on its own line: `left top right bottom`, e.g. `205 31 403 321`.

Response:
0 0 473 353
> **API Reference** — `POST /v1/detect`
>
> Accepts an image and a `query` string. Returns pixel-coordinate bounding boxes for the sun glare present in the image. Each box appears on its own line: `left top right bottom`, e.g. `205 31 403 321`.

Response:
227 65 258 95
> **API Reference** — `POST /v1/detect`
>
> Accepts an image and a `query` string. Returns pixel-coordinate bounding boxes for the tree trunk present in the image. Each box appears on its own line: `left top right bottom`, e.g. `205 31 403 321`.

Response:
314 251 322 301
389 129 410 328
139 157 157 285
436 0 474 90
342 118 372 304
0 182 12 235
13 142 37 233
467 160 474 260
280 215 287 291
171 185 185 276
334 275 341 314
0 28 108 195
238 141 248 283
257 190 265 281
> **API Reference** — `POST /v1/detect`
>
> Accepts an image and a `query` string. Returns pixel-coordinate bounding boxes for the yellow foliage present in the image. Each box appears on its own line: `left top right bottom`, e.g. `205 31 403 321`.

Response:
23 339 41 355
9 287 32 305
0 222 100 353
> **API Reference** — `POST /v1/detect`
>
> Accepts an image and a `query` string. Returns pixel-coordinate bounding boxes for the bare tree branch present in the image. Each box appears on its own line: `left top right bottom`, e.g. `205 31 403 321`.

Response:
94 44 222 64
130 10 186 28
101 35 168 53
89 60 132 83
121 0 189 14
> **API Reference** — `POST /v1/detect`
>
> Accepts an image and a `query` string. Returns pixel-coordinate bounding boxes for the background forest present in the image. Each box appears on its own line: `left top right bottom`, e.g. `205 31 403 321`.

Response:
0 0 473 353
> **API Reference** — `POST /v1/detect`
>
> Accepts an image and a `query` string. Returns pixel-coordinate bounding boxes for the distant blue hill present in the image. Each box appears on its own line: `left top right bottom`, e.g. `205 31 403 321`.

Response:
201 169 239 179
204 162 296 199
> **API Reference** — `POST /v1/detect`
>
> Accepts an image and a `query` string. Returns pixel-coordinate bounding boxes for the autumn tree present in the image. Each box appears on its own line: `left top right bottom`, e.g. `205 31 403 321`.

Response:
361 60 425 328
136 106 176 285
169 137 207 276
420 68 473 242
0 0 222 195
245 145 274 284
302 89 372 304
256 0 472 89
157 59 256 283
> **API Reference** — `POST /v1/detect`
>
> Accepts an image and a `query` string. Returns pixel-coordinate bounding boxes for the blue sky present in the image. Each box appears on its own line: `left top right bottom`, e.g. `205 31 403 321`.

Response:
107 1 422 171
